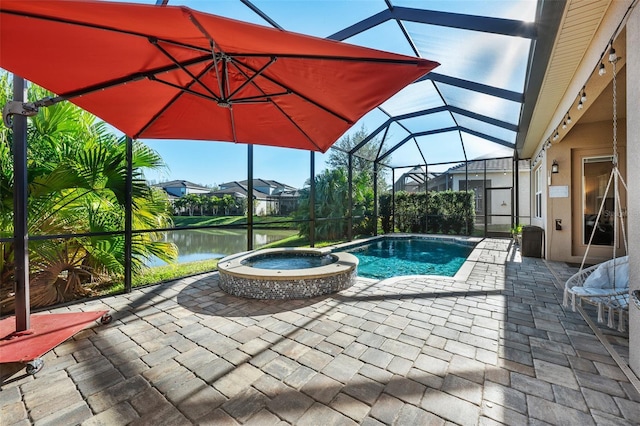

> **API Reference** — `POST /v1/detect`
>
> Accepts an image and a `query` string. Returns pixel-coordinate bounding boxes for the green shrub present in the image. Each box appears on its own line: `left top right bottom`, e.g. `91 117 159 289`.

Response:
385 190 474 235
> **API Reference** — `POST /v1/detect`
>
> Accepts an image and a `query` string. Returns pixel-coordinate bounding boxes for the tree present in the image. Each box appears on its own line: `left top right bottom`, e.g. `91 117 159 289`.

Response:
0 75 177 311
203 195 219 215
220 194 236 215
295 168 374 240
295 169 347 240
326 124 391 191
172 197 187 216
181 193 202 216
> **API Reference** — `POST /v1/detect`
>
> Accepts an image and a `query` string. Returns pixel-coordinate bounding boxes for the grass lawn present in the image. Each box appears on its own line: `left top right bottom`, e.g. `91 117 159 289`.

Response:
260 234 347 249
98 258 219 295
173 215 296 228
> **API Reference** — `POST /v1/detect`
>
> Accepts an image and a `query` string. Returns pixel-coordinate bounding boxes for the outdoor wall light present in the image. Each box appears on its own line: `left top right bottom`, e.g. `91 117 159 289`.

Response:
599 62 606 76
551 160 559 174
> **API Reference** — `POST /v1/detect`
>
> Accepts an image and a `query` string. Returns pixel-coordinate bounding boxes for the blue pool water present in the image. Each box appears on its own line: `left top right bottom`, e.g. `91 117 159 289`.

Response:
344 238 474 280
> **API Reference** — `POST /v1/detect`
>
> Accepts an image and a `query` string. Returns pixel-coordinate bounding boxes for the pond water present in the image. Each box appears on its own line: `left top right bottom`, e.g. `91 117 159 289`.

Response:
147 228 297 266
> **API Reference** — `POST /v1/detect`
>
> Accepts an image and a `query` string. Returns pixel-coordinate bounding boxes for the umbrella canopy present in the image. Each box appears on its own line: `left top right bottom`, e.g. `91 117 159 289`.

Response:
0 0 438 152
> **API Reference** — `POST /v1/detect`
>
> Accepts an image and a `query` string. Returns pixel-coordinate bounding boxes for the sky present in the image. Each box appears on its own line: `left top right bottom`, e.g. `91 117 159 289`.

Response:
4 0 537 189
141 138 330 189
129 0 536 187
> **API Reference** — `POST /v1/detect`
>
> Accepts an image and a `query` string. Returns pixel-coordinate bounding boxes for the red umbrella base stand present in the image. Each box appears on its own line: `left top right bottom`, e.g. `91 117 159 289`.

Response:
0 311 111 374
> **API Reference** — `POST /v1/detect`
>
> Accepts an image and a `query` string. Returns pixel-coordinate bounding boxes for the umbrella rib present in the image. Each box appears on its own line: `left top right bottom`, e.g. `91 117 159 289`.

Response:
225 57 278 101
221 59 323 149
224 52 428 66
211 47 226 101
147 76 219 102
228 92 290 103
229 107 238 143
135 62 217 138
232 59 352 124
0 9 213 54
186 8 232 104
271 101 323 151
150 38 221 101
56 56 211 101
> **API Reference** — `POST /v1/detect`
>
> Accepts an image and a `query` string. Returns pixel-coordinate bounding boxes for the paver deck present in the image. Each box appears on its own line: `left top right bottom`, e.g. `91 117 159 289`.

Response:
1 238 639 425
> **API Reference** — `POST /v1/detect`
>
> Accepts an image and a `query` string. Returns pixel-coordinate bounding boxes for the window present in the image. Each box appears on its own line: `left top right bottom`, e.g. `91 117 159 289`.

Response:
583 156 614 245
534 166 542 218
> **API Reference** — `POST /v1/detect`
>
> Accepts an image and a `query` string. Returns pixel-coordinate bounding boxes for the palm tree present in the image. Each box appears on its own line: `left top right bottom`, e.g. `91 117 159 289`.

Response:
181 193 201 216
0 75 177 311
295 169 348 240
221 194 236 215
203 195 219 215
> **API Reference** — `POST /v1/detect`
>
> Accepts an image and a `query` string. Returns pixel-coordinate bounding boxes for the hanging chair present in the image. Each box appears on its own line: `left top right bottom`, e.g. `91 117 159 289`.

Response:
564 256 629 331
563 44 630 332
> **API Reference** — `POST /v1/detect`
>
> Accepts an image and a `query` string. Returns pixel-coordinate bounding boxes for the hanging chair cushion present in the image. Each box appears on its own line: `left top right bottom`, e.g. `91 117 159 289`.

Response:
570 256 629 305
581 256 628 289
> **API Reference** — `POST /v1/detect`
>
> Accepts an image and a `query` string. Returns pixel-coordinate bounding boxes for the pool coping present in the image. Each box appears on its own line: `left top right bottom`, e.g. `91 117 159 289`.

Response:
328 233 484 283
217 247 359 280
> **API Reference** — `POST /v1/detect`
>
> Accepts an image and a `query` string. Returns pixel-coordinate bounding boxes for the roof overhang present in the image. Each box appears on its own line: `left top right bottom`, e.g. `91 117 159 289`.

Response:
518 0 632 158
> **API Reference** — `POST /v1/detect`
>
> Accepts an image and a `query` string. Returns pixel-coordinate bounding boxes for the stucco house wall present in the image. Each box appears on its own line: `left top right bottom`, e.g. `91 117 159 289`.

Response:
543 119 627 264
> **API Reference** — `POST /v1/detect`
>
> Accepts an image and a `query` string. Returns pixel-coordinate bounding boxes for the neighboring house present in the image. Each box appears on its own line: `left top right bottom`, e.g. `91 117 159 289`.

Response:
212 179 300 216
394 157 531 233
393 167 440 192
153 180 211 197
428 157 531 230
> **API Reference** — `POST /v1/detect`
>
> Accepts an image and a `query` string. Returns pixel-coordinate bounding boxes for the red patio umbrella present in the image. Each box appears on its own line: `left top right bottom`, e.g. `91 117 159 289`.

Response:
0 0 438 152
0 0 438 373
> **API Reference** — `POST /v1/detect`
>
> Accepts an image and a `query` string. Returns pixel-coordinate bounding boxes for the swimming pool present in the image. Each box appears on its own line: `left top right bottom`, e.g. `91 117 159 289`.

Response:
342 237 476 280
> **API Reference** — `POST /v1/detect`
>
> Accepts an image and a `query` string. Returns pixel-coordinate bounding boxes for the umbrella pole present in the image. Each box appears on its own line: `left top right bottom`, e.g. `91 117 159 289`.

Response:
310 152 315 248
12 75 31 332
348 154 353 241
247 145 254 251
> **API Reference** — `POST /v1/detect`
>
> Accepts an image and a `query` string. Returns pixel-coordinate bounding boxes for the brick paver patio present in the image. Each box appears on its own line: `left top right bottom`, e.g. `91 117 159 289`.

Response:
1 238 639 425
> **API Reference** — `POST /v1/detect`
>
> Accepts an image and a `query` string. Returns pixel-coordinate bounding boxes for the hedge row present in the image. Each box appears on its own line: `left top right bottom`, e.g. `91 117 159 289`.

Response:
379 191 475 235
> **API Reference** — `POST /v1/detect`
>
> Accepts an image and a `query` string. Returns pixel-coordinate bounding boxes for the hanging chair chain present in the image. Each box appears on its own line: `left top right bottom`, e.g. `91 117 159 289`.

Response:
612 58 618 166
612 57 618 274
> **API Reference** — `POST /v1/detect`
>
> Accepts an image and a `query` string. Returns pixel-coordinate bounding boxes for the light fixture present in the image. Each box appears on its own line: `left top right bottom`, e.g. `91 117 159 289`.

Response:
581 90 587 102
562 120 567 129
553 131 559 141
567 115 572 124
578 100 584 110
551 160 559 174
598 62 606 76
608 47 617 63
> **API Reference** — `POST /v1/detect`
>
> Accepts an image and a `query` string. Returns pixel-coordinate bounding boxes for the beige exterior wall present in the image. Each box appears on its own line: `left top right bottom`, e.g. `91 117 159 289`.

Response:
626 1 639 378
533 0 638 379
544 119 627 264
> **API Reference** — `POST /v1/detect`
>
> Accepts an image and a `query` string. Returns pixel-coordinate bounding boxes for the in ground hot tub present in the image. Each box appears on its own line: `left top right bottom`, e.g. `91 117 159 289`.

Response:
217 248 358 299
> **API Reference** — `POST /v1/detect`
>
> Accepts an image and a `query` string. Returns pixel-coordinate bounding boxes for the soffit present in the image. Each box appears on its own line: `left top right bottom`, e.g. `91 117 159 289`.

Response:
521 0 611 158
